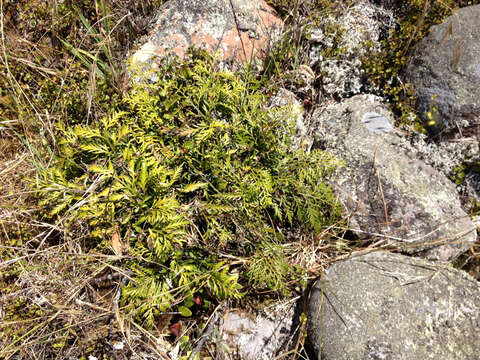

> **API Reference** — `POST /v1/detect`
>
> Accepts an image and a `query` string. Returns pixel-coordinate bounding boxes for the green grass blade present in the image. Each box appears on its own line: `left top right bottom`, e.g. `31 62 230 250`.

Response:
59 38 106 80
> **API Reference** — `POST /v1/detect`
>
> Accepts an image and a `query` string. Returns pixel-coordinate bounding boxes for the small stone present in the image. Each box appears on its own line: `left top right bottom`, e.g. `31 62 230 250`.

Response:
361 112 394 134
218 301 295 360
113 341 124 350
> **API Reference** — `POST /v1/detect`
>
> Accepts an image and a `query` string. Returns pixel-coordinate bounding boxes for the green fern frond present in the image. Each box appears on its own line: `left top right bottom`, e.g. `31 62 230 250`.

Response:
36 49 342 327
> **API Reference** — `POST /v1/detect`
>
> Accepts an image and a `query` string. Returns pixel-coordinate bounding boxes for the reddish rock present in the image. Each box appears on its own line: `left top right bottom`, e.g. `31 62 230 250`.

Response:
131 0 283 70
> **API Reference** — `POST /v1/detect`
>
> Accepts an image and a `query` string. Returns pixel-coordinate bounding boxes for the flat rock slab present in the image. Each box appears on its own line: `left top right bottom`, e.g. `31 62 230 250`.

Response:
404 5 480 138
312 94 476 261
130 0 283 70
308 251 480 360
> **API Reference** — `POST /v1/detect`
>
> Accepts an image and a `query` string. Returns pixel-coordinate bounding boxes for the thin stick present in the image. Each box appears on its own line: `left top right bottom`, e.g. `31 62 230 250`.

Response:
188 301 227 360
228 0 248 62
373 138 390 237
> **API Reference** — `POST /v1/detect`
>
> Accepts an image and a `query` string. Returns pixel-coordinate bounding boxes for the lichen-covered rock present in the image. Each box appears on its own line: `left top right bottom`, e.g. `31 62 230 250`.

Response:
308 251 480 360
311 94 476 261
267 88 311 151
404 5 480 139
407 132 480 205
403 5 480 204
218 301 296 360
130 0 283 71
308 0 396 97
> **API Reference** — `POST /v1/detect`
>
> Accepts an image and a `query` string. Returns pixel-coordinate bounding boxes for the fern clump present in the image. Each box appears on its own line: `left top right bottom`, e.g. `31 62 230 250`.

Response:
36 50 341 326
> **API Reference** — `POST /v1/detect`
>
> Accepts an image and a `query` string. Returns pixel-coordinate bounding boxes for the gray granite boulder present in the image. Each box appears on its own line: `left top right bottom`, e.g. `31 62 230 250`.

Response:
404 4 480 205
404 5 480 139
308 251 480 360
311 94 476 261
129 0 283 72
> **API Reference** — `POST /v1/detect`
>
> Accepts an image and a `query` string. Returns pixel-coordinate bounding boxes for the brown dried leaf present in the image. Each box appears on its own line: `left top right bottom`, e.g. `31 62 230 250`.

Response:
169 321 182 337
193 294 203 306
111 230 123 256
0 95 11 106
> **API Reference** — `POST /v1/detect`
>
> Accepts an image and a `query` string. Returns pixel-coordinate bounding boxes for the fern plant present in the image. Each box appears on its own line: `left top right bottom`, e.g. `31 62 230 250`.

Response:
36 49 342 327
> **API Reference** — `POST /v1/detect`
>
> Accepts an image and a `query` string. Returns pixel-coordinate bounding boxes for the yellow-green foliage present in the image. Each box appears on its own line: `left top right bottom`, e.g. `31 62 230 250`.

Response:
0 294 47 354
451 161 480 212
36 50 341 327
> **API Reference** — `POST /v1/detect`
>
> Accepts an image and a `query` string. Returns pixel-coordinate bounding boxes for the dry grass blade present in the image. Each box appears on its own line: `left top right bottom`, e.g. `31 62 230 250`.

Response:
404 0 430 53
451 39 462 70
373 138 390 237
188 301 227 360
440 21 454 45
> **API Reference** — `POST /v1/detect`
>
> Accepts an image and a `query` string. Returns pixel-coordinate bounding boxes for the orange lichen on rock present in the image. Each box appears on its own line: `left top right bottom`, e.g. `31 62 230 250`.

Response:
131 0 283 70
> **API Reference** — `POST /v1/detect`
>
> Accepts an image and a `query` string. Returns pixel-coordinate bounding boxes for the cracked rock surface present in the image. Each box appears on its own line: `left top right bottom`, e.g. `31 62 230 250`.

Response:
308 251 480 360
404 5 480 204
130 0 283 72
311 94 476 261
